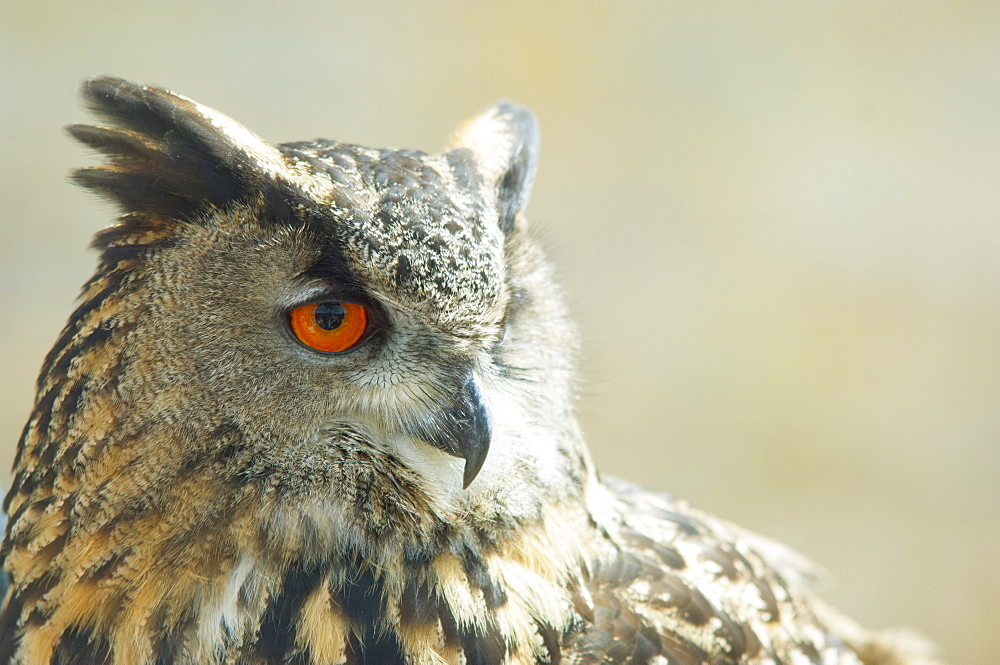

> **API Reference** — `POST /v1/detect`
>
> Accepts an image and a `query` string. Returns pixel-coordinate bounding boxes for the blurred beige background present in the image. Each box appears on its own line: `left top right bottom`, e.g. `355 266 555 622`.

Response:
2 2 998 663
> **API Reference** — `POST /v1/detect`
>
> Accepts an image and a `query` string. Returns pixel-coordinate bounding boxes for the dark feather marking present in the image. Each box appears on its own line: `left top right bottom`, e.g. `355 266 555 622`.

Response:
435 596 462 652
460 627 506 665
255 565 323 662
434 594 505 665
59 436 91 475
90 216 176 255
24 605 54 630
9 418 34 477
497 166 523 234
67 124 158 162
80 78 193 140
569 581 595 623
629 625 663 665
337 565 405 665
303 238 371 298
741 622 765 659
345 631 406 665
73 270 114 303
29 387 60 440
797 638 823 664
713 609 749 660
593 603 631 664
649 574 715 626
48 324 112 385
11 569 62 617
73 168 209 223
22 388 62 479
0 587 23 664
403 544 437 568
206 421 254 473
488 104 538 235
51 627 113 665
74 77 252 220
98 237 179 269
236 576 253 615
399 577 436 627
259 183 308 228
6 467 58 515
74 269 130 318
150 587 199 665
619 529 686 571
649 507 700 536
1 469 26 520
30 318 135 481
754 577 781 622
537 622 562 664
726 543 783 623
38 276 126 385
1 498 54 551
55 378 88 436
394 254 412 287
80 550 129 583
698 545 741 581
154 640 180 665
461 550 507 610
443 577 507 665
572 548 737 665
32 531 69 569
658 630 711 665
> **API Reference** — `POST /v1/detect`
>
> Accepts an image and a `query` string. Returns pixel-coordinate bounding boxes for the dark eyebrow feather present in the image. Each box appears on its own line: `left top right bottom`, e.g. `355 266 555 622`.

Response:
302 239 369 296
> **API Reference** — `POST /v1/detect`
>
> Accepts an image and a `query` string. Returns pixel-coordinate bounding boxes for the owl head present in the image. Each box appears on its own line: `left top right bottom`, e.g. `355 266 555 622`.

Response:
5 78 589 575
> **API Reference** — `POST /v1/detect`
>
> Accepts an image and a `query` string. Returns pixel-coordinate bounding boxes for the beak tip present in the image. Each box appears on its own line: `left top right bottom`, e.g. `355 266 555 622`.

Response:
462 453 487 489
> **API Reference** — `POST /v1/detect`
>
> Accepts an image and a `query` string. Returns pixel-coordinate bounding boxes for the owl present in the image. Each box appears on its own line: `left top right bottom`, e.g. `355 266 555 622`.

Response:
0 78 941 665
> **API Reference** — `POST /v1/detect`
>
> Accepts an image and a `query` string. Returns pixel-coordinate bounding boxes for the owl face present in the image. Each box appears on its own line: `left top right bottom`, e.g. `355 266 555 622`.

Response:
40 78 583 557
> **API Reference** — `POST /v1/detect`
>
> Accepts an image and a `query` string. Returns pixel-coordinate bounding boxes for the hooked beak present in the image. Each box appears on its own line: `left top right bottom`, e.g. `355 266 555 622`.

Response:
413 372 492 488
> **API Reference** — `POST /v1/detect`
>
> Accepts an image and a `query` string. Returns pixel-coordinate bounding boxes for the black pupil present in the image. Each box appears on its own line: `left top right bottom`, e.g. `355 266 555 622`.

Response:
314 302 346 330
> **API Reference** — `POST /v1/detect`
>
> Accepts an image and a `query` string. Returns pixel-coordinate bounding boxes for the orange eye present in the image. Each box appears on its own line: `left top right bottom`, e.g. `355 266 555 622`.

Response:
289 301 368 353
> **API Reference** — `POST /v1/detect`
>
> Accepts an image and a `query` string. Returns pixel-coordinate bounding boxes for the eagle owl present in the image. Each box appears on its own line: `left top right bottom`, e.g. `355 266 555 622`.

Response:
0 78 940 665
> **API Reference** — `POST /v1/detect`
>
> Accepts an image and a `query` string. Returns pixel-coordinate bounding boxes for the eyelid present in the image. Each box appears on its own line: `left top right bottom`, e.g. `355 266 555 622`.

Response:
286 281 370 310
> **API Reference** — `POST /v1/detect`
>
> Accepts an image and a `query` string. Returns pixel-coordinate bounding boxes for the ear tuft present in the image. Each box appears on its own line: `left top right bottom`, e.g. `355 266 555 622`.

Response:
69 77 284 221
447 102 539 233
